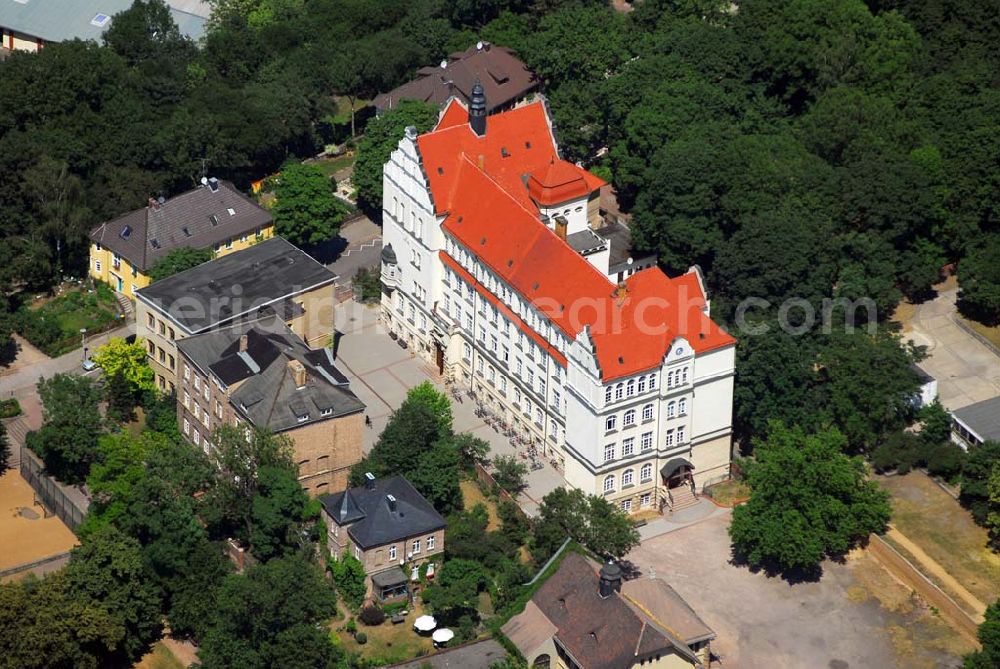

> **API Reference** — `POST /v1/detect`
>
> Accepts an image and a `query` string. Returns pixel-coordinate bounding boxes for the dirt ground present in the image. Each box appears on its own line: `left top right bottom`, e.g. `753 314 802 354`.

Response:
460 479 500 531
0 470 77 572
628 513 973 669
0 334 50 377
879 472 1000 615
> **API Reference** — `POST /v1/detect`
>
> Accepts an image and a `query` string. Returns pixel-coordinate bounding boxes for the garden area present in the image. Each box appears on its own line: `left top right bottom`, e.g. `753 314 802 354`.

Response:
704 478 750 507
14 283 122 357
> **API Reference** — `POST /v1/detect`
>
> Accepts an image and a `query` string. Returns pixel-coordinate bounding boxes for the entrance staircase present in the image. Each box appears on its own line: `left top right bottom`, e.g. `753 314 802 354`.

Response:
667 485 699 513
115 291 134 320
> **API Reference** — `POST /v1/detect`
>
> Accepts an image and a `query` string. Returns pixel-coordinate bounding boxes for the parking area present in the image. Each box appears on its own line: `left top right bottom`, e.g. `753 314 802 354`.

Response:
331 301 564 515
626 513 973 669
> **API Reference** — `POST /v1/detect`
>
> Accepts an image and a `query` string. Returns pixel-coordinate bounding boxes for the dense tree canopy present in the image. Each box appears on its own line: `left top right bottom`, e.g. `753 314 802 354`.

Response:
531 487 640 561
270 162 349 246
729 422 891 575
30 374 105 483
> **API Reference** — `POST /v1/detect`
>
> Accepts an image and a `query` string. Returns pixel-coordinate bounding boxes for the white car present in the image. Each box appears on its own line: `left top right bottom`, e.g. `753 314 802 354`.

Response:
82 358 97 371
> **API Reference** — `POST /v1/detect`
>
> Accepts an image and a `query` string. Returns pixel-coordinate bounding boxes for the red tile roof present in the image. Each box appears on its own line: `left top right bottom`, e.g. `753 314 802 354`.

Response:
420 100 735 382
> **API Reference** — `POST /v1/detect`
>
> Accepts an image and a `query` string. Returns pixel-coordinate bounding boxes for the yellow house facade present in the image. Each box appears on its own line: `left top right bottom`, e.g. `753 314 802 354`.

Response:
88 178 274 299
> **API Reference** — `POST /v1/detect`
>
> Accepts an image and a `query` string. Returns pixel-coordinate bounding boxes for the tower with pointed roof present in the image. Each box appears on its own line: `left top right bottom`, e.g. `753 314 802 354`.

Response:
378 96 736 513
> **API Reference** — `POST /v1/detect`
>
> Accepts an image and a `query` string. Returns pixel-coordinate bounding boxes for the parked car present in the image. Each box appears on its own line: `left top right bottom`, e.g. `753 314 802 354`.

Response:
82 358 97 371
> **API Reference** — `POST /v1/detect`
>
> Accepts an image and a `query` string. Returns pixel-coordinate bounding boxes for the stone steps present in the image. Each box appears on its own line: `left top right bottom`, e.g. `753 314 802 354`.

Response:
115 291 133 319
667 486 699 512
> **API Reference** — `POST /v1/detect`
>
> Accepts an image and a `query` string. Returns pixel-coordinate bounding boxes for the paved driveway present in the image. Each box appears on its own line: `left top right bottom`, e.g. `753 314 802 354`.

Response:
331 301 564 515
627 513 970 669
903 288 1000 411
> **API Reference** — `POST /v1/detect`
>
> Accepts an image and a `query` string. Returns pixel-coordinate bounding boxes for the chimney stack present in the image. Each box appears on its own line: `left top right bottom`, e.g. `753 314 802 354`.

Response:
365 472 376 490
287 359 307 388
386 494 397 512
469 80 486 136
239 334 248 352
208 177 220 192
598 560 622 599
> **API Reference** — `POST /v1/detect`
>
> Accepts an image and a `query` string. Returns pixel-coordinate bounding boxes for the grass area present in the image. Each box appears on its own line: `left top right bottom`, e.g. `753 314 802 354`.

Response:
961 316 1000 350
313 154 355 178
892 300 918 332
18 284 122 356
134 643 184 669
460 479 501 531
878 472 1000 611
704 478 750 506
335 604 434 665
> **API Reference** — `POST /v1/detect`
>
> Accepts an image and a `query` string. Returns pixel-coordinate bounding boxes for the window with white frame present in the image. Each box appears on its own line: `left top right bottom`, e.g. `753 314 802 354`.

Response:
682 367 689 384
626 379 635 396
552 388 561 409
640 493 651 507
665 429 675 447
354 545 361 560
667 401 676 418
679 398 687 415
183 391 190 409
488 366 496 384
622 437 635 456
622 469 634 487
184 365 190 381
183 418 190 435
535 407 543 426
615 383 624 400
605 386 613 403
605 415 617 431
638 376 646 393
624 409 636 426
500 377 508 393
604 444 615 462
642 404 654 421
603 475 615 493
677 425 686 443
427 535 435 550
389 544 397 561
412 539 421 554
640 463 653 482
476 357 484 374
463 342 472 361
620 499 632 512
641 432 653 451
649 373 657 389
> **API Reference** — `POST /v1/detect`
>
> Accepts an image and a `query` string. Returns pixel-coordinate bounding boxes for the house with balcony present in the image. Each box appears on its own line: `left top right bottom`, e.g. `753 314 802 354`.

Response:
320 474 446 602
89 177 274 299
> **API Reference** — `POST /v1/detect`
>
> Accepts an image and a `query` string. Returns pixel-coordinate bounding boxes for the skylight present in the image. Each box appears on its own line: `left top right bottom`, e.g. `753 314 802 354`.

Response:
91 13 111 28
227 207 236 216
150 239 161 249
209 214 219 226
182 227 191 237
119 225 132 240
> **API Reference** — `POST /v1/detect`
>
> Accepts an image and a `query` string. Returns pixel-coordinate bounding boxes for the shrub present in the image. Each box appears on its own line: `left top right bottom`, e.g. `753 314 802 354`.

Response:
355 632 368 645
359 605 385 626
870 431 922 474
383 601 407 617
0 398 21 419
345 618 357 635
921 441 966 480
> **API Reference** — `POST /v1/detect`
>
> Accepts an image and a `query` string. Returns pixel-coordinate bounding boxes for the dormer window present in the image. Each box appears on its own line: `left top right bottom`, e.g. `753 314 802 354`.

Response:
209 214 219 226
227 207 236 216
320 408 332 416
119 225 132 240
296 412 310 423
149 239 161 249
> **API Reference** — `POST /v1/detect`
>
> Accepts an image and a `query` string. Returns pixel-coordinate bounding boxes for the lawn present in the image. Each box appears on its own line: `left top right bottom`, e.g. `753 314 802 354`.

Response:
879 472 1000 614
335 604 434 666
961 316 1000 350
135 643 184 669
18 284 122 356
313 154 356 179
704 478 750 507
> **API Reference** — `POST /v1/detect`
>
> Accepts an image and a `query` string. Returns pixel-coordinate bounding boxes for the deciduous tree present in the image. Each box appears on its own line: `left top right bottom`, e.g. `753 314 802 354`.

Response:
271 162 349 246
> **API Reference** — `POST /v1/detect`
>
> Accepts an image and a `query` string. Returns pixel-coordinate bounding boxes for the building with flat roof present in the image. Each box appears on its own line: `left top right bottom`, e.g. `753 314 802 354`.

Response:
0 0 209 52
89 178 274 299
379 88 735 514
135 236 337 392
502 553 714 669
951 396 1000 450
320 474 446 601
374 42 538 115
176 317 365 495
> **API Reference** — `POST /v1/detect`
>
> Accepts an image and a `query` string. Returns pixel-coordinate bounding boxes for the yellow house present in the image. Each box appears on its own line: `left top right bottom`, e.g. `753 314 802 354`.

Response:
89 178 274 299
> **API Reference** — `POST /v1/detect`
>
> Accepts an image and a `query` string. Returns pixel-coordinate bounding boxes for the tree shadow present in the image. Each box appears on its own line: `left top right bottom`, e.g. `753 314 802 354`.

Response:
727 545 824 584
303 236 349 265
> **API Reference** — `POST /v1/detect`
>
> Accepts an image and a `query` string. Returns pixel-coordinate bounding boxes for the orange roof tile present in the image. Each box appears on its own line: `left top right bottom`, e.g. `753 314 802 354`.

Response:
420 100 734 381
527 158 593 206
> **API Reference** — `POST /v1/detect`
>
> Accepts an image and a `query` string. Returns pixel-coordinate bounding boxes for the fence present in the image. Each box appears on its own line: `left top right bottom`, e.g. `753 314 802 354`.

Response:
19 446 87 531
0 551 72 582
473 462 530 521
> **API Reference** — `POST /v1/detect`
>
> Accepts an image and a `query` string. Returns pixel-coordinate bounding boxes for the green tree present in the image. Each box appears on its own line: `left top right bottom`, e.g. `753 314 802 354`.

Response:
80 431 167 536
960 441 1000 525
531 487 639 560
32 374 104 483
65 526 164 664
421 558 487 623
353 100 438 215
492 454 528 493
729 422 891 575
963 600 1000 669
406 381 453 436
958 234 1000 325
453 432 490 469
93 337 156 394
917 400 952 445
148 246 214 281
198 555 339 669
986 465 1000 550
249 465 313 561
271 162 349 246
329 554 367 610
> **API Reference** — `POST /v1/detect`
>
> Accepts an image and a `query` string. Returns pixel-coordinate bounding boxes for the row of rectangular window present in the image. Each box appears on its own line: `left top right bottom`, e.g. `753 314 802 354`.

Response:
604 431 655 462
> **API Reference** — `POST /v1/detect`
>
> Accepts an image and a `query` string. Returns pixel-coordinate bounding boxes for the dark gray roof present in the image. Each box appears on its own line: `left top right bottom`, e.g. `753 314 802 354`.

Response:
90 180 272 272
176 317 364 432
320 476 446 550
953 397 1000 442
374 43 537 113
594 220 657 274
371 566 408 589
0 0 207 44
566 229 607 256
136 237 335 334
385 639 506 669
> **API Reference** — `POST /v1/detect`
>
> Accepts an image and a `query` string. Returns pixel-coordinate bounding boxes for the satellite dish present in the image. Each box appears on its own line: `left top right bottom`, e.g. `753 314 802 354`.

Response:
440 60 447 69
476 40 483 50
627 257 634 265
200 176 208 186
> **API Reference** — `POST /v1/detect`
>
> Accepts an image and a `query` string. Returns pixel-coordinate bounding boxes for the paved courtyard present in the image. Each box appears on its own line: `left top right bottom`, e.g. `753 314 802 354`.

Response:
627 513 972 669
902 286 1000 411
331 301 564 515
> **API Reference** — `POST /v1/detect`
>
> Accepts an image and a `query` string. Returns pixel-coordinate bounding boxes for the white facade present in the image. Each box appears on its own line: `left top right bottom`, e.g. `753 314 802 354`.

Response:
379 106 735 513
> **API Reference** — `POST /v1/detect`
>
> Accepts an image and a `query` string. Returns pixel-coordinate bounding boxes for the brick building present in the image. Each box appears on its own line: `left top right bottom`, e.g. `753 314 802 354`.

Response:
176 317 365 495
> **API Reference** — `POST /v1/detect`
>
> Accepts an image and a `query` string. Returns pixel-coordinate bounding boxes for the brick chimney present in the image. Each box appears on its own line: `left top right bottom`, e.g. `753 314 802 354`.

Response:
287 359 307 388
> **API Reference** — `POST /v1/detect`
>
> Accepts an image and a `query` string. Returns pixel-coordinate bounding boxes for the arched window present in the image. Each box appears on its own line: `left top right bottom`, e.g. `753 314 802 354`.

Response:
667 401 676 418
638 376 647 393
642 404 654 421
649 373 657 389
624 409 636 426
532 655 551 669
605 386 613 403
682 367 689 384
622 469 634 487
679 398 687 415
626 379 635 396
615 382 624 400
605 415 617 431
640 463 653 482
603 475 615 493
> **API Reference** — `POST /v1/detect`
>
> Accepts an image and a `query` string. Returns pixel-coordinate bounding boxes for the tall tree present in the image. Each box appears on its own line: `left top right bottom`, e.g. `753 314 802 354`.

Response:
729 422 891 575
963 600 1000 669
531 487 639 560
271 162 349 246
31 374 104 483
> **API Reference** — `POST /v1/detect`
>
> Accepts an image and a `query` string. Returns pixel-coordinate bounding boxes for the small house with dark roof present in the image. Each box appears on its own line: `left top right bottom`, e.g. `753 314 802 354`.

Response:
951 396 1000 450
502 553 714 669
320 474 446 601
89 177 274 300
373 42 538 115
176 316 365 495
134 236 337 393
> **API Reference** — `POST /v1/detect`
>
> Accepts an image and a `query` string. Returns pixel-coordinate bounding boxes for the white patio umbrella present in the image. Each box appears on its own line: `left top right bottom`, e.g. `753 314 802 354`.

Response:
413 615 437 633
432 628 454 645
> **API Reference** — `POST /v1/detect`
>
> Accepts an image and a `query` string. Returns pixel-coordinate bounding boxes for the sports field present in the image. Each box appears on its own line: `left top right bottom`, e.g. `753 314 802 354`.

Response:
0 470 77 572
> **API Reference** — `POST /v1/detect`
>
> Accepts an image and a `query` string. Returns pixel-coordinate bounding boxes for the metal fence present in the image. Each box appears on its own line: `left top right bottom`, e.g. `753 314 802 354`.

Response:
19 446 86 531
